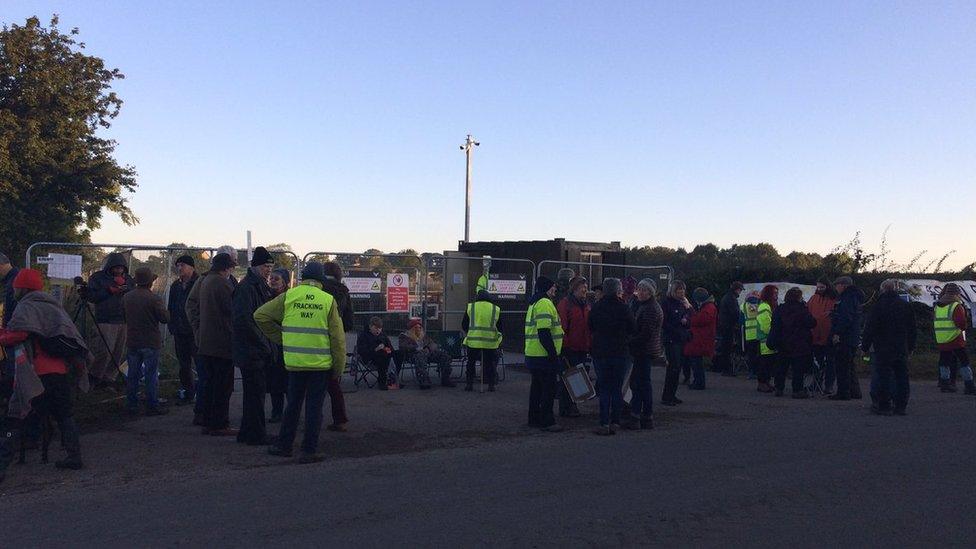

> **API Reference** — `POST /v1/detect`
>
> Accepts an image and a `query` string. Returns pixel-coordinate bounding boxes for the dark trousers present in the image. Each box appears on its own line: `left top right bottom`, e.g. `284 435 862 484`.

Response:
363 351 391 387
758 353 776 384
630 354 656 417
776 354 810 393
939 348 972 384
465 347 499 386
744 340 760 378
173 333 197 398
527 367 557 428
238 364 267 444
662 342 683 402
834 344 861 399
687 356 706 389
812 344 835 391
594 356 628 425
277 370 329 454
31 374 81 458
559 350 587 414
201 355 234 430
328 376 348 424
872 357 910 411
714 335 733 374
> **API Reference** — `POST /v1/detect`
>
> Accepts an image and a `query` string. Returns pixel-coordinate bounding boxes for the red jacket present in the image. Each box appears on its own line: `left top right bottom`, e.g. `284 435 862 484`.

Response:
937 303 968 352
0 329 68 376
684 302 717 357
557 296 591 353
807 294 836 347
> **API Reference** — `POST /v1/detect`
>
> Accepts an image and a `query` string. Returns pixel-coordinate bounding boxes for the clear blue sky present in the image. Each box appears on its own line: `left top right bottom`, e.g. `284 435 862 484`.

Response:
8 1 976 267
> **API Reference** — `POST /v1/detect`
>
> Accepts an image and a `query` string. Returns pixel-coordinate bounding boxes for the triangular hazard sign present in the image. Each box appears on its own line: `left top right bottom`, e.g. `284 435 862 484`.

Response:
489 283 497 292
371 281 380 290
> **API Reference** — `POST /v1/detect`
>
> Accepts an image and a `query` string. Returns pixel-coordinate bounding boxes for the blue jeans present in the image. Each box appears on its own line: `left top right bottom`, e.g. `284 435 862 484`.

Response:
276 370 329 454
687 356 705 389
629 355 655 417
126 348 160 410
593 356 628 426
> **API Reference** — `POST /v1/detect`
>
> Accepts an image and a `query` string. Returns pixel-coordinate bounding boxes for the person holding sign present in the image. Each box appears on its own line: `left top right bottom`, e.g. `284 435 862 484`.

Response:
461 289 502 391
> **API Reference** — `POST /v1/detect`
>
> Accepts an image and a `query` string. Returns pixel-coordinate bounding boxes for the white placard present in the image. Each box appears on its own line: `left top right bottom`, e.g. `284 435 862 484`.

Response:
45 253 83 280
344 277 382 294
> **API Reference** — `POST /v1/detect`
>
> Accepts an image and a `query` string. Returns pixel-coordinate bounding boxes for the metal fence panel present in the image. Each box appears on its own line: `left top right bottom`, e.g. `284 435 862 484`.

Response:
537 260 674 303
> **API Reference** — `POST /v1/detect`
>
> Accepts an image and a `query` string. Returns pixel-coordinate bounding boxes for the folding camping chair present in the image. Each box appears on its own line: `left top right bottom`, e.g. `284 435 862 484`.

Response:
804 355 828 395
348 352 376 390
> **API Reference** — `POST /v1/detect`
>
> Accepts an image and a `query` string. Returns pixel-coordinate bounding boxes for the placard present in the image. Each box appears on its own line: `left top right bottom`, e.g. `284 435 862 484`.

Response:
487 273 527 301
45 254 83 280
386 273 410 313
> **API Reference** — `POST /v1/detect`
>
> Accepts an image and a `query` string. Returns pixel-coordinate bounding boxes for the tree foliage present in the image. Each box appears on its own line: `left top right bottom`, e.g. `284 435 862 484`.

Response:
0 15 137 263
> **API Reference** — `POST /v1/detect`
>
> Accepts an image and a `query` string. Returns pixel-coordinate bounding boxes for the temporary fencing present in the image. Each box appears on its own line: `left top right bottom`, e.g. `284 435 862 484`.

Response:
536 260 674 298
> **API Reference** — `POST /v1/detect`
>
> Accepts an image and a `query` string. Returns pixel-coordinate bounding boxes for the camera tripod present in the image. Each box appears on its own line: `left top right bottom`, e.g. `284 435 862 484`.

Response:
72 298 122 381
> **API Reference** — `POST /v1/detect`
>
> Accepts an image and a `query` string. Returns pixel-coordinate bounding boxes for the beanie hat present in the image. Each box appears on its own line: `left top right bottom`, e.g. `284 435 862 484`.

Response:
211 253 236 272
692 287 711 304
833 276 854 287
942 283 961 297
134 267 157 287
250 246 274 267
13 268 43 291
175 255 195 268
535 276 555 295
301 261 327 284
407 318 423 330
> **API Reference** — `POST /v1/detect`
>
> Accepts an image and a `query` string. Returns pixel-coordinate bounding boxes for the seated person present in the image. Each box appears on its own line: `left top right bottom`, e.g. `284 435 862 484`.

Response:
356 316 394 389
398 319 455 389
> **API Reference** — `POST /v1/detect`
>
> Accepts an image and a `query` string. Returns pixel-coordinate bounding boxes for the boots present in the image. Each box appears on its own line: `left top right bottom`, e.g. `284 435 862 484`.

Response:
440 368 456 388
0 425 18 483
55 418 83 470
965 381 976 395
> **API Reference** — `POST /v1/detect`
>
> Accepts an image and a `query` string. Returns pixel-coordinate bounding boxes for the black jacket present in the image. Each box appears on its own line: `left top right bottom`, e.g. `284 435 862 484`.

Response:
322 277 355 332
588 295 637 359
232 268 273 367
830 286 864 347
167 272 198 336
768 301 816 358
717 291 741 338
86 253 134 323
861 291 916 361
356 327 393 358
630 297 664 358
661 296 692 345
2 266 19 328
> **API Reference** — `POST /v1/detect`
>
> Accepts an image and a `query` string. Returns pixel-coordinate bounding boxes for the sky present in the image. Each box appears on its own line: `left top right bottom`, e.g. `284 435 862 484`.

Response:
7 1 976 268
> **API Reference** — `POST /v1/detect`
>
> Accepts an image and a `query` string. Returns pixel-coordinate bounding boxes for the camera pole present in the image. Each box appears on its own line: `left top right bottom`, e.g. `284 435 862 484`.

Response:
460 134 479 243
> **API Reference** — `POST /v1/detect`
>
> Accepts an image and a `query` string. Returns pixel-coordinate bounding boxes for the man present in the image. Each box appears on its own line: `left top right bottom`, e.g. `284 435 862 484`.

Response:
186 250 238 436
0 252 20 387
714 281 744 376
557 276 590 417
461 289 502 392
829 276 864 401
861 279 916 415
85 252 134 388
741 291 761 380
167 255 199 405
320 262 354 430
524 276 564 433
553 268 575 305
255 261 346 464
933 283 974 394
122 267 170 416
808 281 838 394
232 246 275 445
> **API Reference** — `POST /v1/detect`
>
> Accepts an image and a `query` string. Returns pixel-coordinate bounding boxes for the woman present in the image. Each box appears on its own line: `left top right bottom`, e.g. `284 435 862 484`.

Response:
756 285 779 393
684 288 717 390
556 276 590 418
587 278 636 435
768 287 816 398
265 268 290 422
399 319 453 389
808 280 837 394
661 281 693 405
627 278 663 430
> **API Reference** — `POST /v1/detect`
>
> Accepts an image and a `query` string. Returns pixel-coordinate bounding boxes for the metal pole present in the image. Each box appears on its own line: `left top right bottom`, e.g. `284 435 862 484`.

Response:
460 134 479 243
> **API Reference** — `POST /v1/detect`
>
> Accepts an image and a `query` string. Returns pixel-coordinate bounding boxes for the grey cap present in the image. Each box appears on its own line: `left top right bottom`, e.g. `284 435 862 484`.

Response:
833 276 854 286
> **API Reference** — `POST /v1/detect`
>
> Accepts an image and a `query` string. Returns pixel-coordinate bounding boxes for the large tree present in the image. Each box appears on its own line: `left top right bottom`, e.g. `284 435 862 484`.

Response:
0 15 137 265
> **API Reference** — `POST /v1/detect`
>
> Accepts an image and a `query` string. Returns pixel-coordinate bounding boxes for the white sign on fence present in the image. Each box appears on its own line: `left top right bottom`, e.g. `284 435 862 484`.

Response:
44 254 83 280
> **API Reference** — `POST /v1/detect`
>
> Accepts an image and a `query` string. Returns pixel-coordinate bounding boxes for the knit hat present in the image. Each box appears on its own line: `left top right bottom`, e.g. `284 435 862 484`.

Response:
833 276 854 287
942 283 961 297
407 318 423 330
250 246 274 267
272 267 291 285
175 255 195 268
301 261 327 284
535 276 555 295
692 287 711 304
13 268 43 291
134 267 157 287
211 253 236 271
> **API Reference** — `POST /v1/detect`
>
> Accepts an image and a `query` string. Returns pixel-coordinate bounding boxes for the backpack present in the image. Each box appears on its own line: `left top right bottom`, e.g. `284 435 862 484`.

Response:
37 335 86 359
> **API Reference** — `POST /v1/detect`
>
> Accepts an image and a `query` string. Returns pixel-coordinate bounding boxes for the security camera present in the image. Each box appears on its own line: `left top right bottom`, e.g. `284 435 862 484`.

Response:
474 142 480 146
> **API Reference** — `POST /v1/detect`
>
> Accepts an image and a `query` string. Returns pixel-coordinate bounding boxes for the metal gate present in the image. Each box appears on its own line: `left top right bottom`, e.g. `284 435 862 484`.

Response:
537 260 673 300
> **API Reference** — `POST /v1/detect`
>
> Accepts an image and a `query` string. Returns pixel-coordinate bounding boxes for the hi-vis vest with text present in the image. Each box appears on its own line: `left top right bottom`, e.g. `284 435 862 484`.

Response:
463 301 502 349
934 302 963 345
524 297 564 357
281 284 335 370
742 300 759 341
757 302 775 355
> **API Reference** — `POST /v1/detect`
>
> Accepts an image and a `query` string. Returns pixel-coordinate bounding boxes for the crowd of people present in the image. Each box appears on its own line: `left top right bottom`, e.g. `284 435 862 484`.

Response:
0 247 972 482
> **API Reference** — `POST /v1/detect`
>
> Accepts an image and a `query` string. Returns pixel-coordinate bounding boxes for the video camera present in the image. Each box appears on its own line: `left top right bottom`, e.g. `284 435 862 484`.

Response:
72 276 89 298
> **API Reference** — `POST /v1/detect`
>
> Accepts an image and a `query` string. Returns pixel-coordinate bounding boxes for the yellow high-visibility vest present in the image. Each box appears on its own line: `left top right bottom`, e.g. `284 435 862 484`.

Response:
281 283 335 370
757 302 776 355
934 302 963 345
742 301 759 341
524 297 563 357
463 301 502 350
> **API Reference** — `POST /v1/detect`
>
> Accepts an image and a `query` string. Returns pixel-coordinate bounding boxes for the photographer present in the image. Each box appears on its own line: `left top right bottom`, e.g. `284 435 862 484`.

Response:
85 253 134 389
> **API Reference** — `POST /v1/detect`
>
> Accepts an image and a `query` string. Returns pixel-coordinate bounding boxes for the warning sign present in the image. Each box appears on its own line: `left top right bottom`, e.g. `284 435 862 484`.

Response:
386 273 410 312
345 270 383 300
487 273 527 301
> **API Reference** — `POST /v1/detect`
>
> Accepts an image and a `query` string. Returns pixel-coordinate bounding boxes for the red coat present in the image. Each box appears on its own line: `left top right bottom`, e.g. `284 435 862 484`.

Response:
0 329 68 376
557 296 591 353
684 302 717 358
807 294 836 347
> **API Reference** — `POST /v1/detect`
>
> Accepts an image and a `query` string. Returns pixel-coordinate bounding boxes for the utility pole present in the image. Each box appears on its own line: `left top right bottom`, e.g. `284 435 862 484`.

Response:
460 134 479 243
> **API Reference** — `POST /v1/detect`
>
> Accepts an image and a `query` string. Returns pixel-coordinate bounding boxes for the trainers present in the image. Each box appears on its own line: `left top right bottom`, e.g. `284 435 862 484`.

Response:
268 446 292 458
298 452 325 464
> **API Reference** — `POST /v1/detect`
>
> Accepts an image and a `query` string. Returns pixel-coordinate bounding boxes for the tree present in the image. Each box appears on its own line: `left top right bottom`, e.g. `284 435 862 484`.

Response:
0 15 137 264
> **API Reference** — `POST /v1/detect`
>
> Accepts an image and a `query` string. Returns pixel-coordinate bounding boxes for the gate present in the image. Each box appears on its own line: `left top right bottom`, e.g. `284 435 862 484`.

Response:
537 260 674 301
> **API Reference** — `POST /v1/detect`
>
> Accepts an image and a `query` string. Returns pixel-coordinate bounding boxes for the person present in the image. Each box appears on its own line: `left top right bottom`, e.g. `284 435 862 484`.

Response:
627 278 663 430
461 289 502 391
861 279 916 415
232 247 275 445
399 319 453 389
524 276 564 432
167 255 199 405
829 276 864 401
356 316 394 389
266 268 291 420
86 252 134 389
661 281 693 405
741 291 762 380
122 267 170 415
556 276 590 417
0 269 87 474
767 287 815 398
684 288 717 390
755 285 779 393
808 280 838 394
590 284 604 306
554 268 575 305
321 262 355 430
256 261 346 463
714 281 744 376
186 250 238 436
588 278 636 435
0 252 20 389
933 283 974 394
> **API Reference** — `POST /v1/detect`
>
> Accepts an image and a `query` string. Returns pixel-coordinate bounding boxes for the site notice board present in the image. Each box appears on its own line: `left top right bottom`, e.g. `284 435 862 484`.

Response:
386 273 410 313
487 273 527 300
